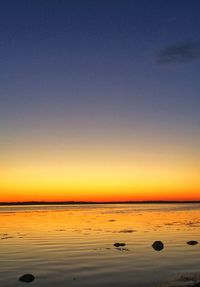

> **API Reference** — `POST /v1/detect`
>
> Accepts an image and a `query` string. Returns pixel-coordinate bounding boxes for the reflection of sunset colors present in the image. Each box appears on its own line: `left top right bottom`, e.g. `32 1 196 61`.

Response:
1 204 200 235
0 2 200 202
1 204 200 286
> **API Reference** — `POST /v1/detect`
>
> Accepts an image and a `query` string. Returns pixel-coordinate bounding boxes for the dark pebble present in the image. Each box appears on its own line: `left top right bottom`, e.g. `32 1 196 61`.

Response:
152 241 164 251
19 274 35 283
187 240 198 245
114 242 126 247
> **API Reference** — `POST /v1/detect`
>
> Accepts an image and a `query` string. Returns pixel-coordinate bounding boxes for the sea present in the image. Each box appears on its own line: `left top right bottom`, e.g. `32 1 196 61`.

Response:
1 203 200 287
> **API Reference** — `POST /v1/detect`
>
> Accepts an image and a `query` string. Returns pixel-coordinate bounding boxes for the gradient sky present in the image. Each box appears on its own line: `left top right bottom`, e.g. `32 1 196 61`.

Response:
1 0 200 202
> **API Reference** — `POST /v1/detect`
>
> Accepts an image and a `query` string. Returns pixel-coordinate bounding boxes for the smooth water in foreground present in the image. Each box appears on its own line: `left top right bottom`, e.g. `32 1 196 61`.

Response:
1 203 200 287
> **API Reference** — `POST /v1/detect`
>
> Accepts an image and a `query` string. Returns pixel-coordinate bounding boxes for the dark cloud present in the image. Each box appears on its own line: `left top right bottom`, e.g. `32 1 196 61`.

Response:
157 41 200 65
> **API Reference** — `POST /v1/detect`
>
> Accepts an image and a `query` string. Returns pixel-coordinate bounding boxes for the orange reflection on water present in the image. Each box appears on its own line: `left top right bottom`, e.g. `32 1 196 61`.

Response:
1 204 200 240
1 204 200 287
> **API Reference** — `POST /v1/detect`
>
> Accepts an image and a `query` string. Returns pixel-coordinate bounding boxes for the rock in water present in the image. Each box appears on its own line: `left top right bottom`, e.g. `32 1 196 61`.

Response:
114 242 126 247
19 274 35 283
156 272 200 287
187 240 198 245
152 241 164 251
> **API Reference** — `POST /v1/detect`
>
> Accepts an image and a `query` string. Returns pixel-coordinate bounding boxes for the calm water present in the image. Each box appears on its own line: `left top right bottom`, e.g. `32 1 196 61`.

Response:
1 203 200 287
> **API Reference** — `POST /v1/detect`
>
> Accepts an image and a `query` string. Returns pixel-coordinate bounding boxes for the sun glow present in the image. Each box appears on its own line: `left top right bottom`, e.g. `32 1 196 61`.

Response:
1 149 199 202
1 121 200 203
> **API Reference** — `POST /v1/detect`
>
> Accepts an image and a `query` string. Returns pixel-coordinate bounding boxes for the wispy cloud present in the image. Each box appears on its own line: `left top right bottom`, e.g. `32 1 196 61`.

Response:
157 41 200 65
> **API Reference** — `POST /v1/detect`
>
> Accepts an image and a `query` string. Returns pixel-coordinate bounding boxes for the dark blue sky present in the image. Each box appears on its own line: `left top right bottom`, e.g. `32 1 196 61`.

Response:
1 0 200 168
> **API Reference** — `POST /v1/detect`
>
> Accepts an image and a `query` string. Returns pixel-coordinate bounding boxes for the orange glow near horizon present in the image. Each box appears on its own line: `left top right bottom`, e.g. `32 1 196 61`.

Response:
1 149 200 202
1 125 200 202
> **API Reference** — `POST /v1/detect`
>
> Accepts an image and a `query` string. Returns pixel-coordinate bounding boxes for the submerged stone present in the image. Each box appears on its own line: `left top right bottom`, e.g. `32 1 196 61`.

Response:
157 272 200 287
114 242 126 247
152 240 164 251
19 274 35 283
119 229 137 233
187 240 198 245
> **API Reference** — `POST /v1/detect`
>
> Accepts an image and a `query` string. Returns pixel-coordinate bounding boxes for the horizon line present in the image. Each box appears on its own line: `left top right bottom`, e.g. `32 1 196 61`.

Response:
1 200 200 206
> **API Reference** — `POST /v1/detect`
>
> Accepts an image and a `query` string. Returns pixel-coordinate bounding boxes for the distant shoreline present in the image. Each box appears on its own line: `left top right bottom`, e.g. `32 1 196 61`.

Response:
0 201 200 206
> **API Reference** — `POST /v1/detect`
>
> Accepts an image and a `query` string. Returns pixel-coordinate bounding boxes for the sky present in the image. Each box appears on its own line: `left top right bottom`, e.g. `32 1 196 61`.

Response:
1 0 200 202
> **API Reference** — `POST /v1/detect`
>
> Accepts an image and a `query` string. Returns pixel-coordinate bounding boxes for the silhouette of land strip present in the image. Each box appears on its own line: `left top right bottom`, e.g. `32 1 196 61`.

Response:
0 201 200 206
